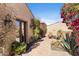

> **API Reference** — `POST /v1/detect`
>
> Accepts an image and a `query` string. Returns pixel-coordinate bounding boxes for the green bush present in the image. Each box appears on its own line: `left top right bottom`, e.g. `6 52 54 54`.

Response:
34 27 41 34
34 19 40 27
11 41 27 55
33 27 42 40
32 18 45 41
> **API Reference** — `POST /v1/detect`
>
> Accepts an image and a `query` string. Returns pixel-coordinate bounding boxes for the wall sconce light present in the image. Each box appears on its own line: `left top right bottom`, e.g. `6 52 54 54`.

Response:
4 14 13 28
30 19 35 29
30 24 35 29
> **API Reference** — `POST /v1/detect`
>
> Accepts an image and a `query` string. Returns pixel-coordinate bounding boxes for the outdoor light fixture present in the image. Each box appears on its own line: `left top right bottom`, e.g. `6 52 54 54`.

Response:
4 14 13 28
30 24 35 29
30 19 35 29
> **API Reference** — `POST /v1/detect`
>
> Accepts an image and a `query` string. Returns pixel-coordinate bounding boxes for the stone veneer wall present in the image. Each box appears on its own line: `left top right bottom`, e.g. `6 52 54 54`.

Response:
6 4 34 44
0 4 16 55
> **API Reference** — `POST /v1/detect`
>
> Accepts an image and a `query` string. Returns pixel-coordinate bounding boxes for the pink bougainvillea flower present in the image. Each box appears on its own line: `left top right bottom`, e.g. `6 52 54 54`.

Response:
71 21 77 27
75 26 79 31
71 12 75 16
64 4 71 8
61 4 79 46
76 18 79 23
75 38 79 43
68 15 72 19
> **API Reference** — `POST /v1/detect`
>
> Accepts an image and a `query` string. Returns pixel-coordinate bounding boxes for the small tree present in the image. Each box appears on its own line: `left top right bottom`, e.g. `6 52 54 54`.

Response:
34 19 40 27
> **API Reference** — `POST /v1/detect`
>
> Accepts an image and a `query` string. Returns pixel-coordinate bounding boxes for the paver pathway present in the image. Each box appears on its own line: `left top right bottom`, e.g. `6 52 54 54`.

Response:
22 37 71 56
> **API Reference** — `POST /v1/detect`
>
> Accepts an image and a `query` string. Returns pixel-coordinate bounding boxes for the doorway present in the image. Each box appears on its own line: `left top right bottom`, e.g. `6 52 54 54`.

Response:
16 19 27 43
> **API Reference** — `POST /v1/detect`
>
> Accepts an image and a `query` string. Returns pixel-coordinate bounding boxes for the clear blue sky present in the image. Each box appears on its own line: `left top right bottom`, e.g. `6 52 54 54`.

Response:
28 3 64 25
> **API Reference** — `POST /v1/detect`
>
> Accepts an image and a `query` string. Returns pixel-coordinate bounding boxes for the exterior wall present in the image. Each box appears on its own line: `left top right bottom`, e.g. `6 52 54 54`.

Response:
0 4 16 55
6 3 34 43
0 3 34 55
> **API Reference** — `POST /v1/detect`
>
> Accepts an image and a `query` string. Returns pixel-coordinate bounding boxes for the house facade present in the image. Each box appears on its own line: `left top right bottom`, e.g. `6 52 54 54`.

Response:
0 3 34 55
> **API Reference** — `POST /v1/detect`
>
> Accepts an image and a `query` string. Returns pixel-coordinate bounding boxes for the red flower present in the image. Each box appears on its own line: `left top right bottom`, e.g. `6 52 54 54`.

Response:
75 37 79 44
71 21 76 27
75 26 79 31
76 18 79 23
71 12 75 16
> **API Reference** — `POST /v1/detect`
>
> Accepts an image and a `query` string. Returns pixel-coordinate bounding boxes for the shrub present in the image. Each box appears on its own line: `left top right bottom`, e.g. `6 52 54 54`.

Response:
61 4 79 55
62 32 78 55
40 23 47 37
11 41 27 55
57 30 64 40
34 27 41 34
33 27 42 40
51 40 62 49
48 32 53 39
34 19 40 27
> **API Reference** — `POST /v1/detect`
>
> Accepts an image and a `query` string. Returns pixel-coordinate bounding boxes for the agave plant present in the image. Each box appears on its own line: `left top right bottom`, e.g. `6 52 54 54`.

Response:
62 32 77 55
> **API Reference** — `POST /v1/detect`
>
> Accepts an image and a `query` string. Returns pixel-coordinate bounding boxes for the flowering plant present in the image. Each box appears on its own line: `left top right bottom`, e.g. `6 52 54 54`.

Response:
61 4 79 55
